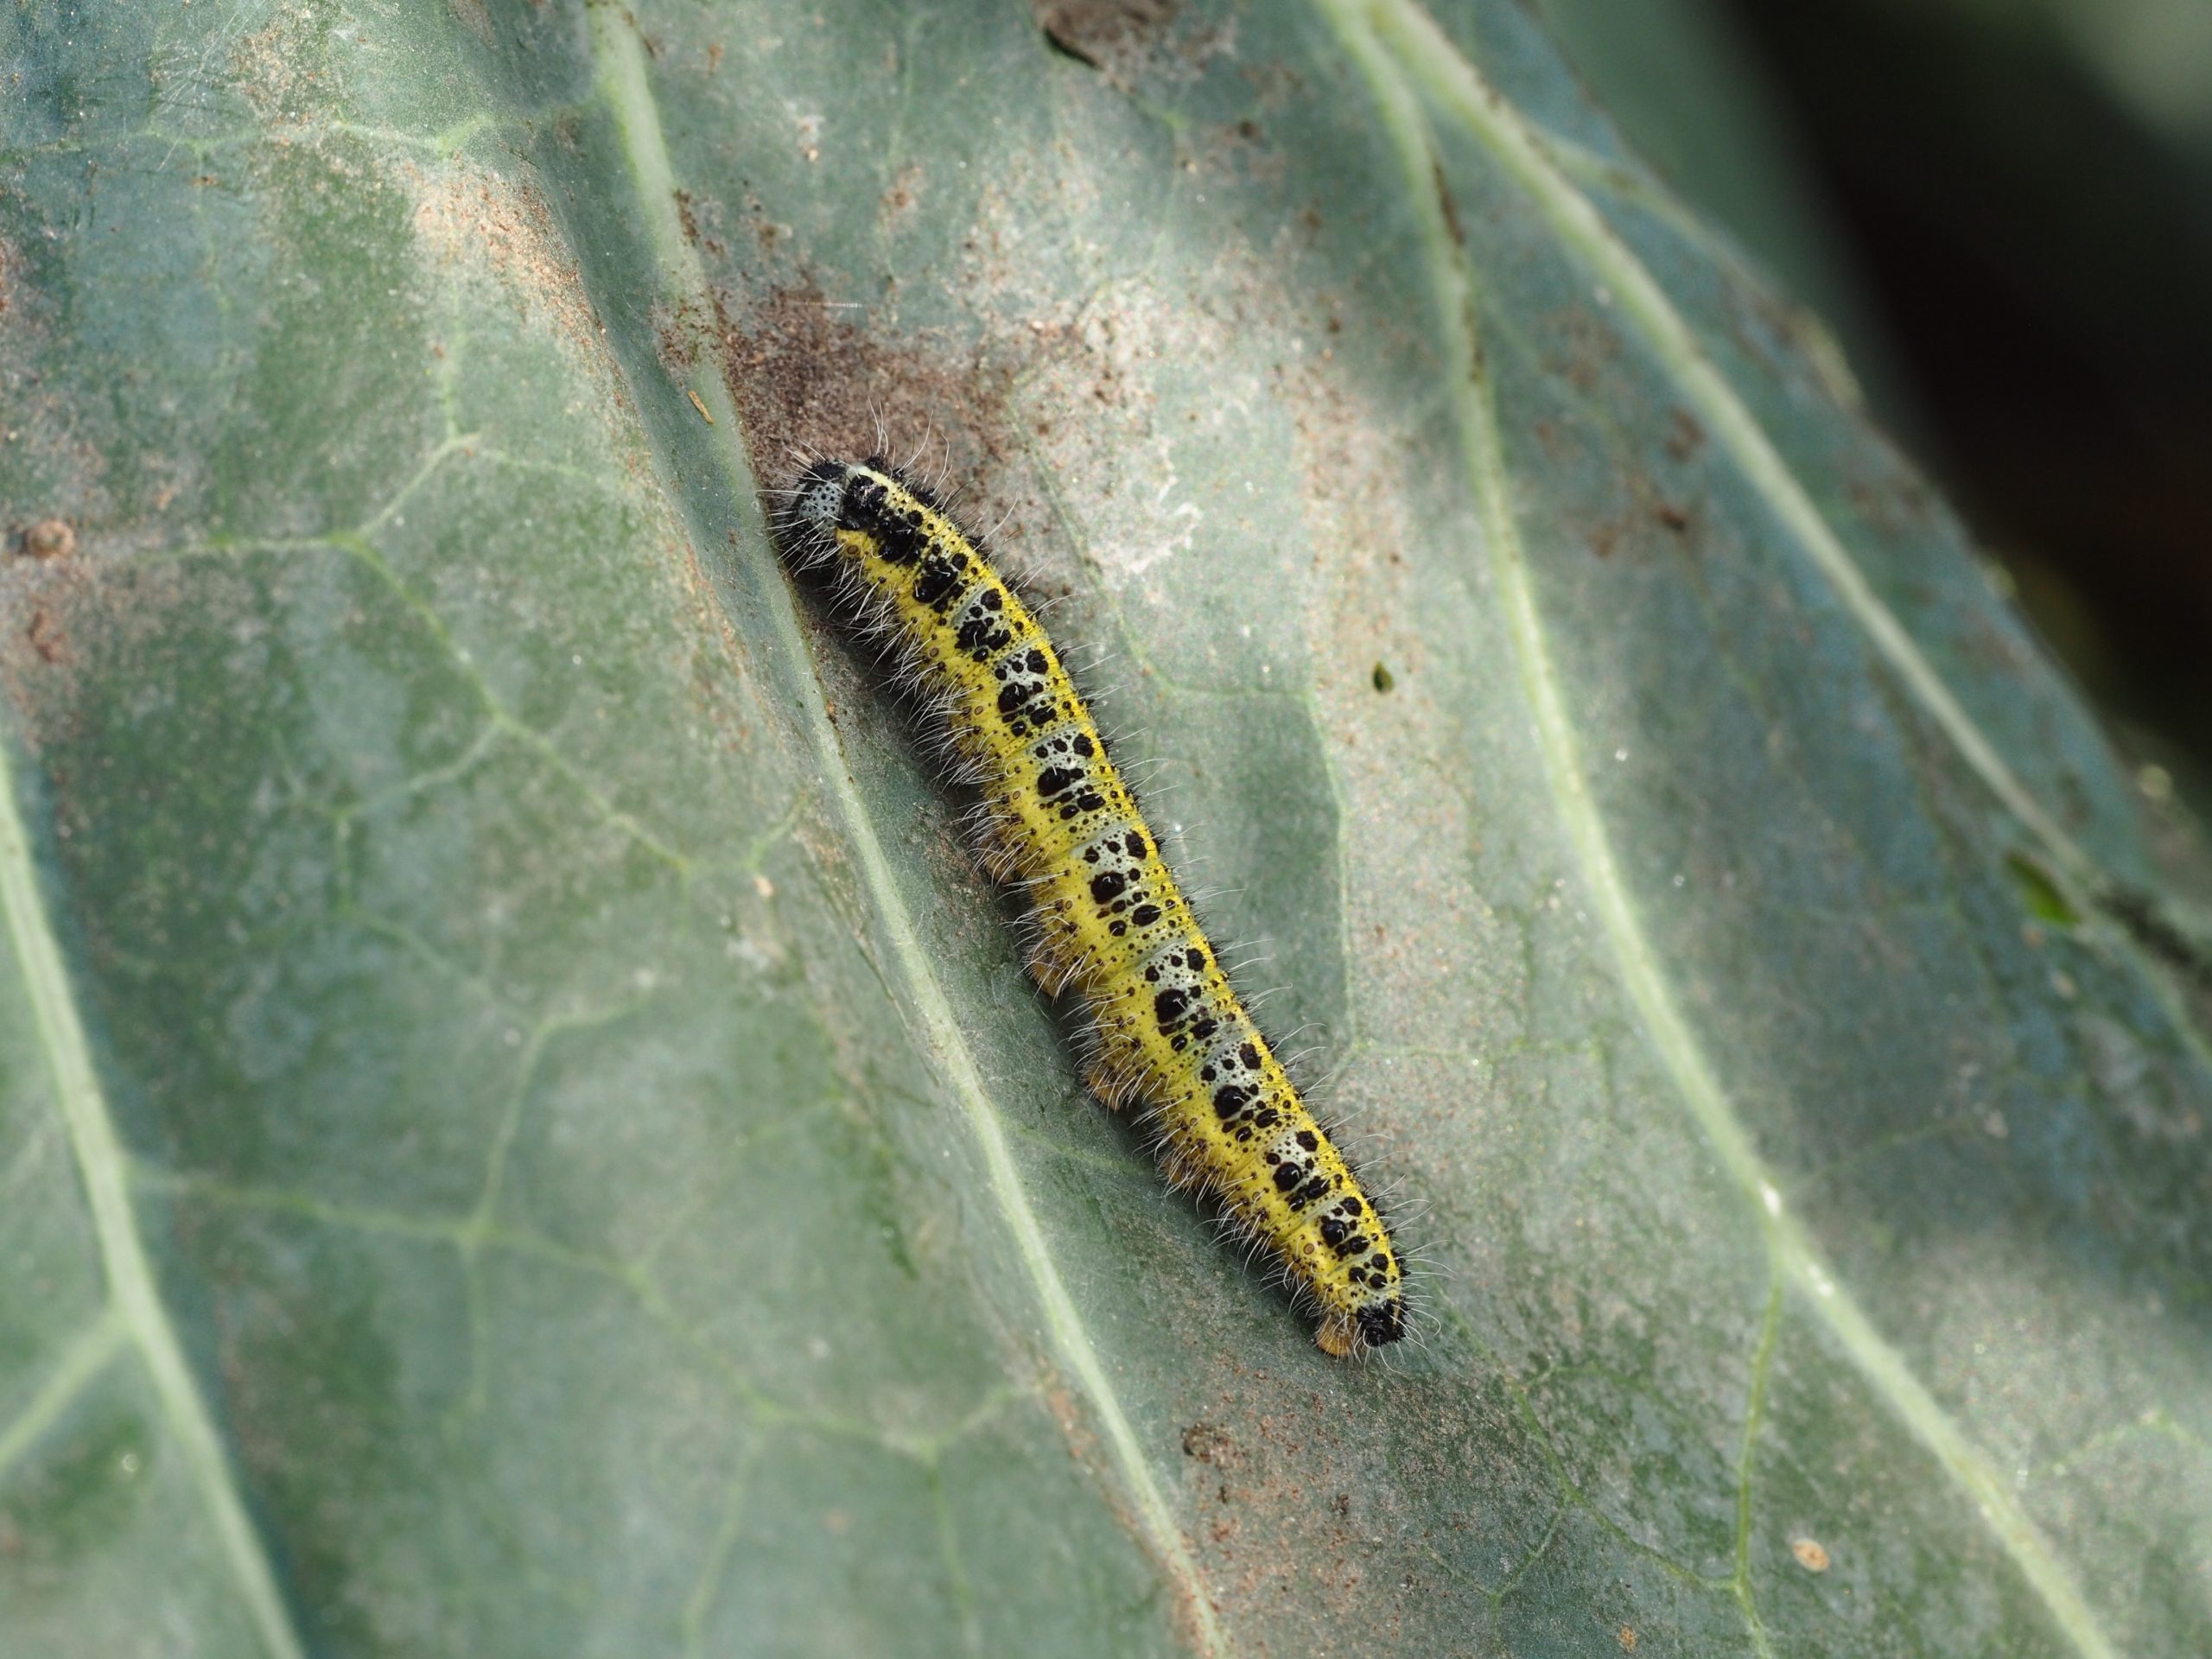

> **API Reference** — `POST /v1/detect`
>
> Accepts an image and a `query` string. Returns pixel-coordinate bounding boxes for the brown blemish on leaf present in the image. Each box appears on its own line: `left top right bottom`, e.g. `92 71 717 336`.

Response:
1033 1372 1223 1659
717 282 1027 499
23 608 66 666
1035 0 1177 77
1582 468 1703 562
1547 304 1623 395
653 294 716 378
1 237 117 538
17 518 75 562
1033 0 1233 89
1664 407 1705 461
447 0 495 48
1790 1535 1831 1572
878 165 925 231
232 5 333 126
1159 1362 1478 1643
1841 453 1940 540
1181 1421 1237 1465
406 162 607 371
0 553 204 756
1432 158 1465 249
0 248 132 725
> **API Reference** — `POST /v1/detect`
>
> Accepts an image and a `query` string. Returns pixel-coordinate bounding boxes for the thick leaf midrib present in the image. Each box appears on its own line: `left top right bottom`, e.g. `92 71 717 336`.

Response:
583 14 1230 1655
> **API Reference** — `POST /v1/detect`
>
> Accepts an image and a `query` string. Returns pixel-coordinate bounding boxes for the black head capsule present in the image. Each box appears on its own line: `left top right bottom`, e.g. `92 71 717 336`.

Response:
774 460 927 574
1357 1298 1407 1350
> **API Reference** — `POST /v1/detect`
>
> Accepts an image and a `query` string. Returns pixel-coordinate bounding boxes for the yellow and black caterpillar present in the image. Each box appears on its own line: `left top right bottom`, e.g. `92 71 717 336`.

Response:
778 458 1405 1356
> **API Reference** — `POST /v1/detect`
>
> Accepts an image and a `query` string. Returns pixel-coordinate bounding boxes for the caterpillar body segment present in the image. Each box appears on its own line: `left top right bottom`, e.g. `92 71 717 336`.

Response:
778 458 1406 1356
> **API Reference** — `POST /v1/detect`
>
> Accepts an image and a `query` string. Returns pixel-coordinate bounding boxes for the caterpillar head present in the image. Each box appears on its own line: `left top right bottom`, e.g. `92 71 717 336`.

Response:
1317 1290 1407 1357
790 457 852 535
777 458 936 575
776 457 867 569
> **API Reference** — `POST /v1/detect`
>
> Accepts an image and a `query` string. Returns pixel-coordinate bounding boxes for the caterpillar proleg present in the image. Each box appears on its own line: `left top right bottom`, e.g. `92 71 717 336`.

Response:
777 457 1405 1356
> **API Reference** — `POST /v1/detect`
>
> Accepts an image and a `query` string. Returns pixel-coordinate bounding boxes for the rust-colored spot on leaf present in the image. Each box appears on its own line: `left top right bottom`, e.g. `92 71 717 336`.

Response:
718 281 1021 487
25 608 65 665
17 518 74 561
1180 1421 1236 1464
1035 0 1176 74
1791 1535 1832 1572
1432 158 1465 249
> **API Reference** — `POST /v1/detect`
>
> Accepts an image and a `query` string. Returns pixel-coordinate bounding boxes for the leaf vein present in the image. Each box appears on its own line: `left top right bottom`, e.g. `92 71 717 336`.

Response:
584 14 1232 1655
1324 3 2119 1654
0 742 308 1659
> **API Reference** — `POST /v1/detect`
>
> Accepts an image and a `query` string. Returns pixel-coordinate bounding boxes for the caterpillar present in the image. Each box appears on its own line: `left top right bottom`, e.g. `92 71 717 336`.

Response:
775 456 1406 1357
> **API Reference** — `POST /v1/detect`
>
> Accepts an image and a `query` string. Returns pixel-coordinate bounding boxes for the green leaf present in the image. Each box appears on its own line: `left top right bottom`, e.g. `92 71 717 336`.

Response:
3 2 2209 1656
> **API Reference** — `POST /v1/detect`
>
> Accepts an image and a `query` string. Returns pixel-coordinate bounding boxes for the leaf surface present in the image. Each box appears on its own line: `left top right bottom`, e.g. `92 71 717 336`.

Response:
2 2 2208 1655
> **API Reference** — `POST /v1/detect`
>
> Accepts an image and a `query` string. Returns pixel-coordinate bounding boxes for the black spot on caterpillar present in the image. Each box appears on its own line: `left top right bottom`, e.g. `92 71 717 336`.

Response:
775 457 1405 1356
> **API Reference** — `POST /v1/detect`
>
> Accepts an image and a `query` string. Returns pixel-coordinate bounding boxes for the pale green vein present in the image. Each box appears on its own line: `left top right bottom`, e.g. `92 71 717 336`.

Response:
327 525 690 874
1367 0 2206 1013
328 111 499 159
1730 1268 1783 1657
932 1460 986 1659
0 1116 57 1198
2045 1408 2210 1478
1373 0 2081 861
130 1160 479 1248
144 442 689 874
466 993 661 1246
0 1311 126 1484
357 429 481 537
0 742 307 1659
1535 130 1869 416
682 1438 762 1659
129 1163 920 1447
586 15 1229 1656
1319 3 2116 1656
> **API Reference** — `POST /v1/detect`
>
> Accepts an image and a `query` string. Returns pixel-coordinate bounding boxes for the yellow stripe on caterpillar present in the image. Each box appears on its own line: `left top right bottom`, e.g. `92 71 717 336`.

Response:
777 457 1406 1357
